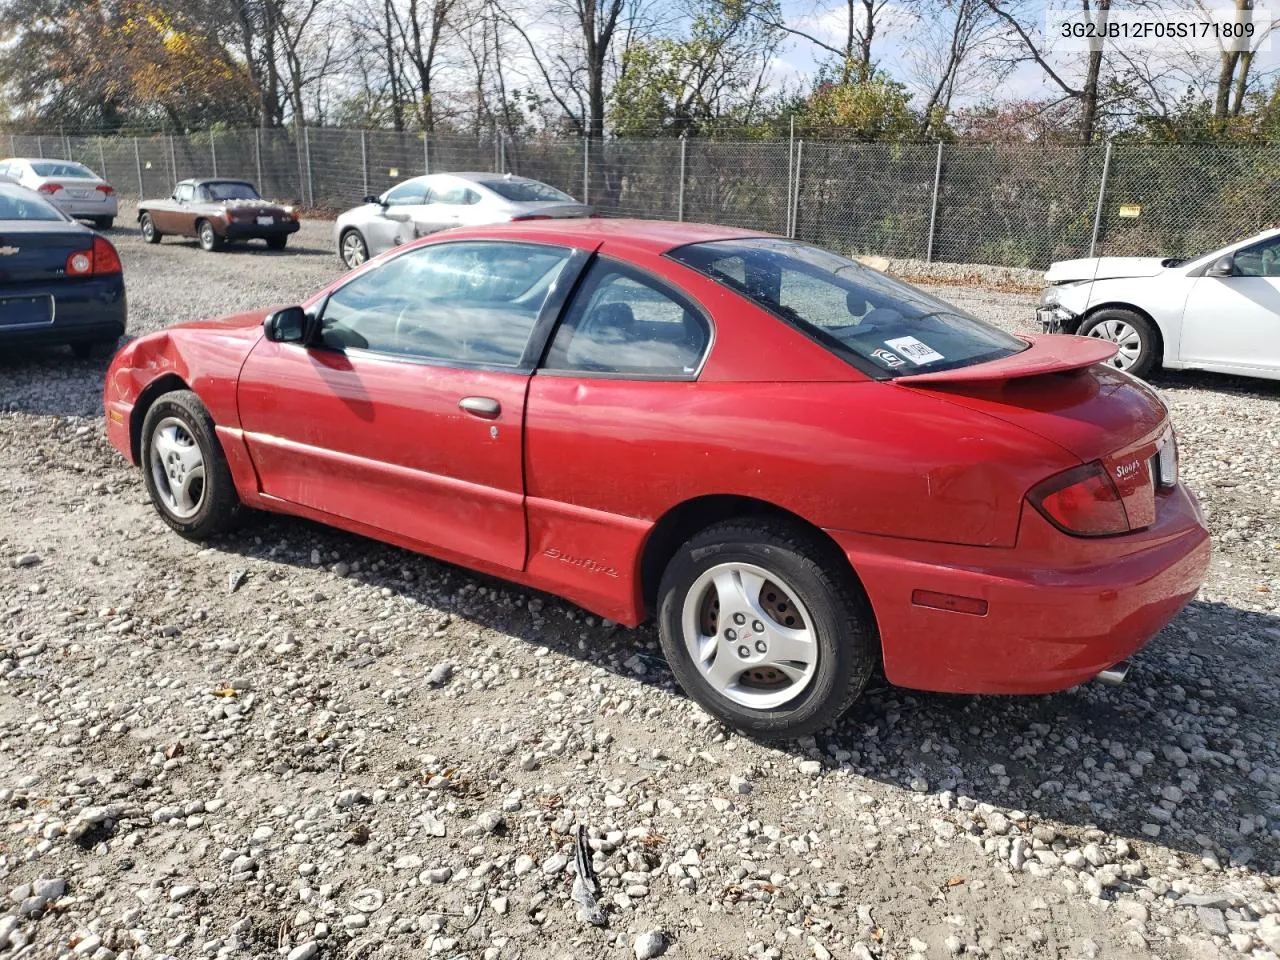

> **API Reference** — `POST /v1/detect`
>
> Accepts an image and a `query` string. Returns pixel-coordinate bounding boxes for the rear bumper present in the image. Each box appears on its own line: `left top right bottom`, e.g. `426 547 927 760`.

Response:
52 198 119 218
829 484 1211 694
0 276 127 346
223 221 300 241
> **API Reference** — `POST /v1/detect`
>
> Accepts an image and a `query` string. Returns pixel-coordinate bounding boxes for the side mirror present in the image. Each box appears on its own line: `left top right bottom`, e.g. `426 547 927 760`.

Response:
363 194 384 205
263 305 309 343
1206 255 1236 278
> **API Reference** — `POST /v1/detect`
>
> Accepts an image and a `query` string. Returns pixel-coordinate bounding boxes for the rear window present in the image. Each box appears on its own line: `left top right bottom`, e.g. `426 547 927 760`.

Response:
30 161 96 179
0 184 64 221
200 182 261 202
669 238 1025 375
479 178 575 203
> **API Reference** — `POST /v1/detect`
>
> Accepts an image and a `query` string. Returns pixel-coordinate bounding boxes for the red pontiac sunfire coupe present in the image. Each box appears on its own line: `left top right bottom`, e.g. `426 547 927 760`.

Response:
104 220 1211 738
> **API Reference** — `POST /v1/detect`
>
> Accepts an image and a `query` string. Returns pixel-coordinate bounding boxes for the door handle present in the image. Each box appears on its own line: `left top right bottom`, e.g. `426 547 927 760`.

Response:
459 396 501 419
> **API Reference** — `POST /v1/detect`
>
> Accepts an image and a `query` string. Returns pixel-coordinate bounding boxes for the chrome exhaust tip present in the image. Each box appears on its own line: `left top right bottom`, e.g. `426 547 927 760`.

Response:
1096 660 1131 686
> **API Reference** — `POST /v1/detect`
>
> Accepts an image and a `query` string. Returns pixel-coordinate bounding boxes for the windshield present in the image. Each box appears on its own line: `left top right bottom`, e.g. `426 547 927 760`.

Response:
29 161 96 179
480 178 574 203
200 181 261 202
0 184 64 221
669 238 1026 375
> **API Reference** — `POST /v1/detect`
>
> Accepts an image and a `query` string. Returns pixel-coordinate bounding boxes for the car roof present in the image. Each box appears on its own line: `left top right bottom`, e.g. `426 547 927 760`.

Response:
181 178 257 188
430 218 775 255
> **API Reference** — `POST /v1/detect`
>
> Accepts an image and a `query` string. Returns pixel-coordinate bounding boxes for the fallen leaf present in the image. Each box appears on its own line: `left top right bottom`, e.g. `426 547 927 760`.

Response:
212 687 237 698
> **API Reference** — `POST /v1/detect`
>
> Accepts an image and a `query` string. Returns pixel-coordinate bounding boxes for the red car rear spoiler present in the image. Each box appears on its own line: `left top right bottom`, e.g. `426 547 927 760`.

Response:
895 335 1118 384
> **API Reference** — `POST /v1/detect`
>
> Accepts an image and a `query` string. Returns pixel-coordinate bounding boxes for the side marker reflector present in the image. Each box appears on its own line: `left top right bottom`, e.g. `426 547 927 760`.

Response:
911 589 988 617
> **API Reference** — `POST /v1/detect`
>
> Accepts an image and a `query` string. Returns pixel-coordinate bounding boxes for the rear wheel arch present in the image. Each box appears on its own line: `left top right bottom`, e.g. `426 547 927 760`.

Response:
637 494 871 618
129 373 189 463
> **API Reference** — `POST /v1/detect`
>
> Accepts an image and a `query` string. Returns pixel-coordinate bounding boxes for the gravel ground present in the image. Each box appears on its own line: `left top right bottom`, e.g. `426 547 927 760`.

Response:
2 210 1280 960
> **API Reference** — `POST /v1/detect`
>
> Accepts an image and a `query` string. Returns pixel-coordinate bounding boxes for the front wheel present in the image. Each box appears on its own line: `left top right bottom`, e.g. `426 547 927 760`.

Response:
339 229 368 269
140 390 240 539
1079 308 1159 379
657 519 877 740
197 220 223 252
140 213 162 244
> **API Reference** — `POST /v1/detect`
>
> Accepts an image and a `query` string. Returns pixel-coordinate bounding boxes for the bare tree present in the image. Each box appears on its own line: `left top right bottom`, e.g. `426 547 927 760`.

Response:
747 0 901 83
907 0 1005 135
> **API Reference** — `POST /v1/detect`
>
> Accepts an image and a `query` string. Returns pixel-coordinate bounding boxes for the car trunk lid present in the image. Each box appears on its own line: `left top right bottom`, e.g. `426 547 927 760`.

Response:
511 202 593 220
47 176 107 201
898 338 1169 530
0 222 92 285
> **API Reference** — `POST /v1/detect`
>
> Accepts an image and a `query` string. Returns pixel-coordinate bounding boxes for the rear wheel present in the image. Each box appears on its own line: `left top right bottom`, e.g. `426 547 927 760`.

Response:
657 519 877 740
93 216 114 230
197 220 223 252
1079 308 1159 379
266 236 288 251
140 390 240 539
140 213 161 244
340 229 368 269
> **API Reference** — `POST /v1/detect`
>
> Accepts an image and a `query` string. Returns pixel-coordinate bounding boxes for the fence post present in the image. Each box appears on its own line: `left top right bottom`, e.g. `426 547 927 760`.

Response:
254 128 264 191
423 133 430 175
304 127 315 207
37 136 43 159
789 140 804 239
98 139 107 181
210 134 218 177
677 135 687 222
1089 140 1114 258
62 131 70 159
494 132 500 173
168 135 177 183
582 137 589 205
786 118 795 236
8 133 15 156
926 142 944 263
133 137 144 199
500 135 506 174
360 130 369 197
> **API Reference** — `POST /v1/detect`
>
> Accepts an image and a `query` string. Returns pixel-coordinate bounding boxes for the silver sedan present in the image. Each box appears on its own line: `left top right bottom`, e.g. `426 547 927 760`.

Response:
333 172 592 269
0 158 119 229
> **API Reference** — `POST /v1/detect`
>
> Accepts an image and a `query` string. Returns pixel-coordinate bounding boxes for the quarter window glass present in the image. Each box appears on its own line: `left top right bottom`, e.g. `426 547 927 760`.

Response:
1233 237 1280 278
318 241 572 366
384 181 427 206
543 262 710 377
176 184 194 202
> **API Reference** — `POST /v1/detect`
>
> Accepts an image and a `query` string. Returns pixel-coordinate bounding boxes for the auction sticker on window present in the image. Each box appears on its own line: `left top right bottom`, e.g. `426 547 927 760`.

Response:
884 336 944 365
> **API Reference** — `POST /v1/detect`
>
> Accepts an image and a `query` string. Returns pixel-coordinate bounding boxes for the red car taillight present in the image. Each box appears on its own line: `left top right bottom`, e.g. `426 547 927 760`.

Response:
1028 461 1130 537
38 183 63 194
65 236 122 277
95 184 115 196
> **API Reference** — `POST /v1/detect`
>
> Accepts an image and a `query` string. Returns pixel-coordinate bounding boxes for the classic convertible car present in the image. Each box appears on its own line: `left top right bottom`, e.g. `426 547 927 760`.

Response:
104 220 1209 738
137 179 299 252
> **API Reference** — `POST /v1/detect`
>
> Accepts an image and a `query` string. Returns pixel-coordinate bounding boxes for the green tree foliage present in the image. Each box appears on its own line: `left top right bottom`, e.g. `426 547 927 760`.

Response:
797 70 919 141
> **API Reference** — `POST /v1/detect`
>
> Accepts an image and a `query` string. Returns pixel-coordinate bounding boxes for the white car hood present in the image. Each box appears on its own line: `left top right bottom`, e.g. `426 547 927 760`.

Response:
1045 256 1169 284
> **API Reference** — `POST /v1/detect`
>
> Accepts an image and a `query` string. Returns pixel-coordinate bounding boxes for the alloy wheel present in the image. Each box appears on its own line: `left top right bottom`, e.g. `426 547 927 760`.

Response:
148 417 206 519
680 561 818 710
1086 318 1142 369
342 232 367 268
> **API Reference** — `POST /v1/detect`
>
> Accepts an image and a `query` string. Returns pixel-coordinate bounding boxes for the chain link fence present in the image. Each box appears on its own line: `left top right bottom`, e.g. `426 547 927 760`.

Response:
6 128 1278 269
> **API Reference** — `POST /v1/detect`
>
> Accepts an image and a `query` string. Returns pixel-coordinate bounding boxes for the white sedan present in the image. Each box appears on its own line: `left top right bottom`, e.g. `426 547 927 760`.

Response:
1038 228 1280 381
0 158 119 229
333 172 591 269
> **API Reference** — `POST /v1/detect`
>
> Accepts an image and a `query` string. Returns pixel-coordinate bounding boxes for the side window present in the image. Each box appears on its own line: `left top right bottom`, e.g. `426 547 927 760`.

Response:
176 184 194 203
385 181 427 206
1233 237 1280 278
543 261 711 378
431 185 480 205
317 241 572 366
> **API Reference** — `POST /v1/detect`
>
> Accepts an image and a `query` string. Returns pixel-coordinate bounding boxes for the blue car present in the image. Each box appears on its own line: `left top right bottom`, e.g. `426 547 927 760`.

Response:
0 180 126 357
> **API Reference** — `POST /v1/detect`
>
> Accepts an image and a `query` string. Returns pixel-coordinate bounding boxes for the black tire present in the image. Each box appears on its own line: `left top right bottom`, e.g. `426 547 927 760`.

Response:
1078 308 1160 380
140 390 240 540
266 236 288 251
339 228 368 269
70 339 118 360
140 213 162 244
656 519 878 740
93 216 114 230
197 220 223 252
